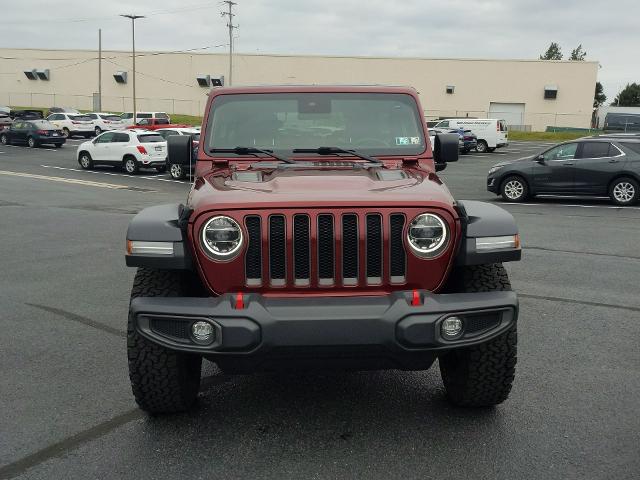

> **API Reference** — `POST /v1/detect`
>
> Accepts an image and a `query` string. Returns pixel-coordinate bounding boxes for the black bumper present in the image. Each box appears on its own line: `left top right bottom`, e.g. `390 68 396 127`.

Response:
130 290 517 368
487 175 500 194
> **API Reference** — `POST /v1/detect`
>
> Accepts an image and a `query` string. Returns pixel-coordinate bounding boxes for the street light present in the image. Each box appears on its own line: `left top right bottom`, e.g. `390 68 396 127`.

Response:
120 14 145 126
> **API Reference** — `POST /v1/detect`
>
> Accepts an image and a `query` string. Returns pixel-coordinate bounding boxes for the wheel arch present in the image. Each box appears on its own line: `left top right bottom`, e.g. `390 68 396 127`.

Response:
607 172 640 192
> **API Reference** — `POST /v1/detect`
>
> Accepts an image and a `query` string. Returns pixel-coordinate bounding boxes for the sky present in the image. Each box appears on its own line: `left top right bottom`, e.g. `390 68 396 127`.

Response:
1 0 639 102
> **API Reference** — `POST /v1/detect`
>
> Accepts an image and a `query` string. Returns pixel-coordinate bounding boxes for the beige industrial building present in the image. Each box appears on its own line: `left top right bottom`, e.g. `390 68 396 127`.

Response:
0 48 599 131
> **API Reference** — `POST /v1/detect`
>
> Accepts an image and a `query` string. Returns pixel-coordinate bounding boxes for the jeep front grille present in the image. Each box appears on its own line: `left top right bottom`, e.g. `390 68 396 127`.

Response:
244 211 406 288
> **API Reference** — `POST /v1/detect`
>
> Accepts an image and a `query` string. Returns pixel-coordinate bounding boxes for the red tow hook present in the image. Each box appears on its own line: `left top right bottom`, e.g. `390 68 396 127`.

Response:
411 290 421 306
235 292 245 310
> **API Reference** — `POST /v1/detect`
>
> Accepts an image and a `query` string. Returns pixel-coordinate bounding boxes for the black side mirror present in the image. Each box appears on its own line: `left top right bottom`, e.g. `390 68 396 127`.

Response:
433 133 459 169
168 134 193 166
535 154 545 164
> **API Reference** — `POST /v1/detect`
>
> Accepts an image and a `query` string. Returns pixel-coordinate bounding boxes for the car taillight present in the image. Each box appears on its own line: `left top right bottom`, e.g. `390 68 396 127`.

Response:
104 120 112 124
136 145 148 154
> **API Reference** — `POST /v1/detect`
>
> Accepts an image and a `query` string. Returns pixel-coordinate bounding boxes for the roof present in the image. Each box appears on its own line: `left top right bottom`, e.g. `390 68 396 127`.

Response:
209 84 419 95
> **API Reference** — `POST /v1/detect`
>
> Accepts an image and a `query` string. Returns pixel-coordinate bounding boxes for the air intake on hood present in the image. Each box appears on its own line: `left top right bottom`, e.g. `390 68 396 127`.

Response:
376 170 408 181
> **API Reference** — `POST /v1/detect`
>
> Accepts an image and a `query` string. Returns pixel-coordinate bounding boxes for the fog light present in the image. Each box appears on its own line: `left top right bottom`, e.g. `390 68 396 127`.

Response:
191 321 215 344
441 316 463 339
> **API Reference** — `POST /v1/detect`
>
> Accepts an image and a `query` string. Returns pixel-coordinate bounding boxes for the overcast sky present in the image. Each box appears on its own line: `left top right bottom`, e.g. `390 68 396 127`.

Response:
1 0 639 101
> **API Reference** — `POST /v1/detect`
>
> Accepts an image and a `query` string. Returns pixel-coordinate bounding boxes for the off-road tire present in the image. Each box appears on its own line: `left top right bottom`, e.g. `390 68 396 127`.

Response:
439 263 517 407
128 268 202 414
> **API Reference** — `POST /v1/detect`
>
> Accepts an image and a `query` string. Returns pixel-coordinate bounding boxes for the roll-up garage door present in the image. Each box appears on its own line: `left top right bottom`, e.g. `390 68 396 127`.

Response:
489 103 525 129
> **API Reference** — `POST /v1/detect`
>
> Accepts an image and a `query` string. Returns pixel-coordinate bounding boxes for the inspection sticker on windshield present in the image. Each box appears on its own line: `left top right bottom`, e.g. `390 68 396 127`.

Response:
395 136 421 145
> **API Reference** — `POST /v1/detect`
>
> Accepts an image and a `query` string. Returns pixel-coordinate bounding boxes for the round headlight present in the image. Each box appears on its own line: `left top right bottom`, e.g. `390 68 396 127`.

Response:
407 213 449 258
201 215 243 260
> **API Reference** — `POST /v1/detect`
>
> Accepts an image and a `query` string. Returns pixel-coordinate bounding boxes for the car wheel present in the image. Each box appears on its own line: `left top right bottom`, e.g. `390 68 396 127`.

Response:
170 163 185 180
500 175 529 202
54 144 62 148
0 133 9 146
27 136 37 148
128 267 202 414
609 177 639 206
476 140 488 153
95 126 102 136
78 152 94 169
439 263 517 407
62 128 71 138
123 156 139 174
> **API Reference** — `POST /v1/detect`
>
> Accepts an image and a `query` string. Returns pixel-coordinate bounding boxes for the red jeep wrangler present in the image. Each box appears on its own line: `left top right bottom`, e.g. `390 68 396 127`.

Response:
125 85 521 414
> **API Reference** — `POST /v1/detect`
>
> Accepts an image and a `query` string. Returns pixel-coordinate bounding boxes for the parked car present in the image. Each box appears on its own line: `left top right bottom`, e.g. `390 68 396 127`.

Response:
120 112 170 127
0 120 65 148
76 129 167 174
126 118 189 131
432 128 477 154
46 106 80 117
156 127 200 179
123 84 523 415
0 111 11 130
433 118 508 153
46 113 95 138
487 137 640 205
10 109 44 121
85 112 125 136
603 113 640 133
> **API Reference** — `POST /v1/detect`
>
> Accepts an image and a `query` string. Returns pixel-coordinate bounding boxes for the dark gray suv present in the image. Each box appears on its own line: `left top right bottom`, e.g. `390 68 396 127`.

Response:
487 136 640 206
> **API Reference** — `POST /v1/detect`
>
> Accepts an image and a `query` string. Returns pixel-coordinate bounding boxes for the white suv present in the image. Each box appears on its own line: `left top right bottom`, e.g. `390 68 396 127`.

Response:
85 113 125 136
120 112 170 127
76 130 167 174
156 127 200 179
47 113 95 138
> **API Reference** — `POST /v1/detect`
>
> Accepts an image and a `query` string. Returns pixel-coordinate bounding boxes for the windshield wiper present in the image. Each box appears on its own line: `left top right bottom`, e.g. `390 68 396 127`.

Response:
210 146 295 164
292 146 384 165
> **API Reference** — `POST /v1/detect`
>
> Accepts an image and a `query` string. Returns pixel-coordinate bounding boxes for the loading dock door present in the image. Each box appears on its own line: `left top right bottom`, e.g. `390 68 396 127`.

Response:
489 102 526 129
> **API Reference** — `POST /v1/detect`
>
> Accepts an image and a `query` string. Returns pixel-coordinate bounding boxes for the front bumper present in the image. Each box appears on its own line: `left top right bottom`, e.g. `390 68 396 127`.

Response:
487 175 499 193
130 290 518 368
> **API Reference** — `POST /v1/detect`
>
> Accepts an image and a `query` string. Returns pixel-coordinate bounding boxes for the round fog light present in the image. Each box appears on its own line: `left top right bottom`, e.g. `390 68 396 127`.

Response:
441 316 463 339
191 321 215 344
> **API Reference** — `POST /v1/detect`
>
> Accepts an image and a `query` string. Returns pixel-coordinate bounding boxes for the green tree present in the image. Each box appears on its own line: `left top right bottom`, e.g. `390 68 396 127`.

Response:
539 42 563 60
570 44 587 60
594 82 606 108
612 83 640 106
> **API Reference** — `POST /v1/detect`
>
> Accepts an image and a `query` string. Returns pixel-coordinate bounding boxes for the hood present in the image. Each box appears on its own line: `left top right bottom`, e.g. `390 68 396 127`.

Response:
491 155 535 169
188 165 456 216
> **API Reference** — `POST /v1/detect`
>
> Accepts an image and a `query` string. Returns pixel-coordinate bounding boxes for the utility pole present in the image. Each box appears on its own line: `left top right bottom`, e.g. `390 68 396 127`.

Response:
121 14 145 125
221 1 237 86
98 28 102 111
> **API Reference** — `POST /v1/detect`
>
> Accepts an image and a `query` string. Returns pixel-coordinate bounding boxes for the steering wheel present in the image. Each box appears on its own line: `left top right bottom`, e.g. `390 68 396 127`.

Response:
352 138 390 148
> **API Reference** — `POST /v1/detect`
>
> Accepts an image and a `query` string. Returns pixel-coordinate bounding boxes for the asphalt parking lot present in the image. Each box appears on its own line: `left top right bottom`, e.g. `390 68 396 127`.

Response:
1 139 639 480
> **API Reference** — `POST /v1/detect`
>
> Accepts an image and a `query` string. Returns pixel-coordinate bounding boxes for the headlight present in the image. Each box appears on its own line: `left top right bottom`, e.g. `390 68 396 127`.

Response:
201 215 243 260
488 165 504 175
407 213 449 258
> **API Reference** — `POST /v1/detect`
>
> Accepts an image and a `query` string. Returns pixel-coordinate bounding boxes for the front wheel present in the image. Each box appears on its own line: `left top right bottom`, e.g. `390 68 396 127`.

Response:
609 177 639 206
1 133 10 145
62 128 71 138
128 268 202 414
500 175 529 202
439 264 517 407
78 152 93 169
95 126 102 136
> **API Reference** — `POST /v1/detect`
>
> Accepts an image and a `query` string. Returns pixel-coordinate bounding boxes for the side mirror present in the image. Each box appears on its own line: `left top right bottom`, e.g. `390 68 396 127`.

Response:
168 134 193 166
535 154 545 164
433 133 459 168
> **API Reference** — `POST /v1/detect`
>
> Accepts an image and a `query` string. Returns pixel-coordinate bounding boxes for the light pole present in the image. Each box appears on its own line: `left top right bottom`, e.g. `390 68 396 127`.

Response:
120 14 145 125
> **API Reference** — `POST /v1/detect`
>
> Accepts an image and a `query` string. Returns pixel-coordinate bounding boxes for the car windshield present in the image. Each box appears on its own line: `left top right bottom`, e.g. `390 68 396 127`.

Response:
101 115 122 121
137 134 164 143
32 120 56 129
206 93 426 157
70 115 92 121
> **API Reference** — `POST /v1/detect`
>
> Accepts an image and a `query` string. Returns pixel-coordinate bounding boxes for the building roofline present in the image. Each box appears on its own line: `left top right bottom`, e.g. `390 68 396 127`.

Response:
0 47 600 64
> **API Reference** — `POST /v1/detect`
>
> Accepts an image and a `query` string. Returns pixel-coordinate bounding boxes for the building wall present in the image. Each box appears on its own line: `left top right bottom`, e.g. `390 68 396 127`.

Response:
0 48 599 130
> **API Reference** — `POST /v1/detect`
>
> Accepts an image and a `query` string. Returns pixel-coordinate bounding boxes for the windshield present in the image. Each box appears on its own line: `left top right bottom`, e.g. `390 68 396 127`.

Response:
70 115 92 121
206 93 425 157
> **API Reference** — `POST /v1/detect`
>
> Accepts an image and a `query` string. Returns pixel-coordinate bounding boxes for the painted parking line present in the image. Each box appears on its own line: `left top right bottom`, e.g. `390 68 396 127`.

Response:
40 165 186 184
0 170 155 191
504 202 640 211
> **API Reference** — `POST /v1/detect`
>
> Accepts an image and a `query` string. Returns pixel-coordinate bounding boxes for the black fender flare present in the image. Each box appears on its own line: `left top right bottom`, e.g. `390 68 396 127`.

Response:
455 200 521 266
125 203 194 270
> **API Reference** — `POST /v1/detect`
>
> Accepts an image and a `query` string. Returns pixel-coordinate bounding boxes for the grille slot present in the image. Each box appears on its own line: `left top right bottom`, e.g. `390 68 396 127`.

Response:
464 313 501 335
150 318 190 341
317 215 334 285
269 215 286 285
342 214 359 285
245 216 262 286
293 215 310 286
389 214 406 282
366 214 383 284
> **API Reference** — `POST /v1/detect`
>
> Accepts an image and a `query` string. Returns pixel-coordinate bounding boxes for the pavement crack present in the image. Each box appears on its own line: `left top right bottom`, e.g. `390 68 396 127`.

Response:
0 409 143 480
519 293 640 313
25 303 126 338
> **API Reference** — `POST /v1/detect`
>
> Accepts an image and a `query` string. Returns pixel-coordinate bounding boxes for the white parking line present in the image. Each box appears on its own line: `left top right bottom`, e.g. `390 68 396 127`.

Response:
40 165 186 184
505 202 640 211
0 170 135 190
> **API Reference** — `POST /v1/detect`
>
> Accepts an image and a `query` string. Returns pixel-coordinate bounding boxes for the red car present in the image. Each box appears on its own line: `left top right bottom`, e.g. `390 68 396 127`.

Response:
124 85 522 414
